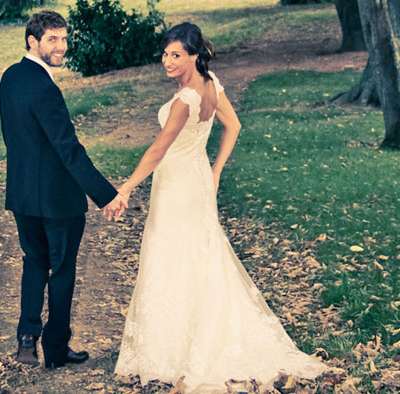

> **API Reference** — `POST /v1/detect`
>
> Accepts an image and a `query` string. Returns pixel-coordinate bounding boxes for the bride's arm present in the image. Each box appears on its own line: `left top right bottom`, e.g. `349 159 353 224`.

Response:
118 99 189 198
213 92 241 189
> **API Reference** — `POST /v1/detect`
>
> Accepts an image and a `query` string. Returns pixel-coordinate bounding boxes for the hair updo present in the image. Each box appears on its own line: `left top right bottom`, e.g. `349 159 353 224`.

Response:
162 22 215 81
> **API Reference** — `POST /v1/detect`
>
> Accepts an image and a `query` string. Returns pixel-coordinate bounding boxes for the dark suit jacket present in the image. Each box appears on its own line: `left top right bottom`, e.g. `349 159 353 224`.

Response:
0 57 117 218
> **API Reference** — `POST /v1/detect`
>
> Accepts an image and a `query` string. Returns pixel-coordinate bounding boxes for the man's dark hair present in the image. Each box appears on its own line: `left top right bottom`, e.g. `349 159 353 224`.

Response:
25 10 67 50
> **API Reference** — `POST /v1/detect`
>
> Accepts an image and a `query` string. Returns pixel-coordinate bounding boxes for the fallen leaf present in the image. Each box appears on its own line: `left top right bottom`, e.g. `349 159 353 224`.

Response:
85 382 105 391
350 245 364 252
372 260 384 270
391 340 400 350
315 233 327 242
377 255 389 260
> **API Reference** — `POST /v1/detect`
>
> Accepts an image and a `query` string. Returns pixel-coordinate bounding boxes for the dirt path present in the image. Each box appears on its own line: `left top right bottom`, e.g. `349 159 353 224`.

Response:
0 13 376 394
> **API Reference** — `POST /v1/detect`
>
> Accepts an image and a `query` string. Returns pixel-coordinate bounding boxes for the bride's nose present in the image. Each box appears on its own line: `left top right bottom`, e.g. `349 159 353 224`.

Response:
163 54 172 67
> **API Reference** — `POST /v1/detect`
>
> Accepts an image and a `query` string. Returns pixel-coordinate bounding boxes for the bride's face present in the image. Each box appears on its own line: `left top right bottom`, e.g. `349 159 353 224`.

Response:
162 40 197 79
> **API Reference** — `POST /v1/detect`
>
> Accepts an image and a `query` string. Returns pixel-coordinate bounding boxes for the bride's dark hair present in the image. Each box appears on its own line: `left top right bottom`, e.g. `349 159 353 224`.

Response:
162 22 215 81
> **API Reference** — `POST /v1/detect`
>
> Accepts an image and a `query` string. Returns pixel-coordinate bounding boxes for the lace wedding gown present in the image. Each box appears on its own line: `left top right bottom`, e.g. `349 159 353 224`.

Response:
115 71 327 393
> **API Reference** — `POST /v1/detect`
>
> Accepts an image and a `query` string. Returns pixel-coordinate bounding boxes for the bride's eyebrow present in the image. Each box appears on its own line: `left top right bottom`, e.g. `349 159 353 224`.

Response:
163 50 182 55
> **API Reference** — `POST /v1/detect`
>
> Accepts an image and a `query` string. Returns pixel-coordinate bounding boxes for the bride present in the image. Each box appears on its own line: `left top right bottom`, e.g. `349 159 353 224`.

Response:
107 22 327 393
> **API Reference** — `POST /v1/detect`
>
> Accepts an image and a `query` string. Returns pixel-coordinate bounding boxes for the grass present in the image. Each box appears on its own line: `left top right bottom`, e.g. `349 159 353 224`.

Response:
0 139 5 161
208 70 400 350
64 82 137 118
31 0 279 15
0 1 337 72
87 144 145 178
65 87 118 118
0 24 26 73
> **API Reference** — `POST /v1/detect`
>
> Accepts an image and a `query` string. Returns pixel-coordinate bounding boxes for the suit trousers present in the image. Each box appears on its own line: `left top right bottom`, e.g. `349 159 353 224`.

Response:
13 213 85 359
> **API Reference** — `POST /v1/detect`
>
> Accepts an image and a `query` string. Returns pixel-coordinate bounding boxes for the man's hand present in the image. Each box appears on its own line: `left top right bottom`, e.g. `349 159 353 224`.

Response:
103 193 129 221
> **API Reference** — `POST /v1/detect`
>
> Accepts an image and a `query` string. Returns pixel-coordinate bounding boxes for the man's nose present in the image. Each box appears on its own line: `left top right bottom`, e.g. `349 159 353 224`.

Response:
57 39 67 52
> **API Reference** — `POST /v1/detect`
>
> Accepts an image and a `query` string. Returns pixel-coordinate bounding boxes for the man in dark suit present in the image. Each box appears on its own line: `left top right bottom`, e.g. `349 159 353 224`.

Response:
0 11 128 368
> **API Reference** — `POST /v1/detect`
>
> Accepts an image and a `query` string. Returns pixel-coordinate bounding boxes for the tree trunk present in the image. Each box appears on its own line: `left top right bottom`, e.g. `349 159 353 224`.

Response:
330 56 379 106
331 1 378 106
358 0 400 148
334 0 366 52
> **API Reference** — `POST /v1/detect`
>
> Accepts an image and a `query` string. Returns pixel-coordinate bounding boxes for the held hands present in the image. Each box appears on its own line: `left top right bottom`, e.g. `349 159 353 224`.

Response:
103 192 129 221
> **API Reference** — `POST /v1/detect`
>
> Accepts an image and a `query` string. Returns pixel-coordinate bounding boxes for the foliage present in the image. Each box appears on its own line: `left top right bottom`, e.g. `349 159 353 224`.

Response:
0 0 36 20
66 0 166 76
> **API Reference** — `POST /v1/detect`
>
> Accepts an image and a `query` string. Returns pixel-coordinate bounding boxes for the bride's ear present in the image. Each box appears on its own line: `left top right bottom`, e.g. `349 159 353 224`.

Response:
191 54 198 64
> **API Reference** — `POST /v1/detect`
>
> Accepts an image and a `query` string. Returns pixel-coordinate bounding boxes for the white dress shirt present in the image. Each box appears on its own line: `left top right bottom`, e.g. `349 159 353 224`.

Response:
25 53 55 82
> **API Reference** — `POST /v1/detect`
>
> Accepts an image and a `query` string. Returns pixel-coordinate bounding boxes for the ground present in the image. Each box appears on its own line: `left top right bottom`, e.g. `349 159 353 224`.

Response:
3 7 395 394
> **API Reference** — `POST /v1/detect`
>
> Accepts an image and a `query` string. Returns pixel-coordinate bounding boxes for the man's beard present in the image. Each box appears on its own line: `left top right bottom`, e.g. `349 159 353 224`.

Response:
40 51 64 67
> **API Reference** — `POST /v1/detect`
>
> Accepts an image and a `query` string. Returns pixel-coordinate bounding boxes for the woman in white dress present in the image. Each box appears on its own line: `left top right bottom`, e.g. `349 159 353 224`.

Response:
109 22 327 393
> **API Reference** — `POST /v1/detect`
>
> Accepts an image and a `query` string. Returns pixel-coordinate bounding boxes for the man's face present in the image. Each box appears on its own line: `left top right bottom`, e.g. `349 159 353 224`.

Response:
29 27 68 67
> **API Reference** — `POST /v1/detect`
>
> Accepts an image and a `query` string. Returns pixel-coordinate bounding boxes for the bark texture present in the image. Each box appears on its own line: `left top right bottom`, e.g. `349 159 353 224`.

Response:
334 0 366 52
358 0 400 148
331 1 379 106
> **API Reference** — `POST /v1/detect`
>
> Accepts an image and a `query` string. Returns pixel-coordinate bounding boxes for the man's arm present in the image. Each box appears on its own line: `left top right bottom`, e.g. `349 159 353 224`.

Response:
32 82 117 208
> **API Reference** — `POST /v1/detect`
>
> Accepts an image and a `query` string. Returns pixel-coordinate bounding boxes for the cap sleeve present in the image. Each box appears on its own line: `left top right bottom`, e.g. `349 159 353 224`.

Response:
173 87 201 122
175 87 200 106
209 71 224 95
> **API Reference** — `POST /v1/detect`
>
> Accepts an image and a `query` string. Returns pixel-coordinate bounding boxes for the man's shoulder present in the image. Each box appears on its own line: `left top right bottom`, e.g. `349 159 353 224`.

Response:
1 58 55 92
1 61 21 81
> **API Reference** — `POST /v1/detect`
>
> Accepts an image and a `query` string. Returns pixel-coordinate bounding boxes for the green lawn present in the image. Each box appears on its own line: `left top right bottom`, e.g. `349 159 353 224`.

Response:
0 24 26 73
212 70 400 351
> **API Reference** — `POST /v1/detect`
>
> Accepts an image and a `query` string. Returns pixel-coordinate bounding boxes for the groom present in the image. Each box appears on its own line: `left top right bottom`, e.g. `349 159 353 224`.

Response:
0 11 127 368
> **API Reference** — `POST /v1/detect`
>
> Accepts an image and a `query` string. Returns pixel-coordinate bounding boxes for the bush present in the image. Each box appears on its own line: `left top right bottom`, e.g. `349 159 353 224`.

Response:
66 0 166 77
0 0 36 20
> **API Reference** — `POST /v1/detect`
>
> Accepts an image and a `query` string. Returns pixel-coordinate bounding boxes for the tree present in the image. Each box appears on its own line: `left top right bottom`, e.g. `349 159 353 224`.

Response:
334 0 365 52
0 0 36 20
356 0 400 148
331 2 379 106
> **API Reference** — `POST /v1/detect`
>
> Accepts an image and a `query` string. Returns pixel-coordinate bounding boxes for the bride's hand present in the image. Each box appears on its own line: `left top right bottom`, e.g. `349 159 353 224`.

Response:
117 185 132 207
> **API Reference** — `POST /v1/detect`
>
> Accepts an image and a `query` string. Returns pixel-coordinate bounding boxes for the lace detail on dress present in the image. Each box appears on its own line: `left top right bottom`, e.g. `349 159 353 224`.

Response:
115 71 328 393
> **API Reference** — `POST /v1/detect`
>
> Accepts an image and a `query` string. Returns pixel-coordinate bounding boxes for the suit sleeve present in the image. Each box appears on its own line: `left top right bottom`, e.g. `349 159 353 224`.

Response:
32 82 117 208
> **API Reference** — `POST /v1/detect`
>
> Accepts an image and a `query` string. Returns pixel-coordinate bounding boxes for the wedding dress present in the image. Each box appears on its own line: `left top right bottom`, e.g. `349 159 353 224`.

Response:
115 71 327 393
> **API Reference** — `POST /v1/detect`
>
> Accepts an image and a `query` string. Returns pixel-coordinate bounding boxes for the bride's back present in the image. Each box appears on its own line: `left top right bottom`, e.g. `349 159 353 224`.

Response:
196 78 219 123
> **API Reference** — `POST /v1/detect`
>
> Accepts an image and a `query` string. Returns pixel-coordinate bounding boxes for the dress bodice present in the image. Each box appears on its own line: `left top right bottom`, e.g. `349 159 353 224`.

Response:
157 71 224 161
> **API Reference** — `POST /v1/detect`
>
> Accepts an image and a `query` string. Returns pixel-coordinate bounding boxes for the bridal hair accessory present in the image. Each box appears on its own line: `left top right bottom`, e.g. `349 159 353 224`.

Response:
202 37 215 59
